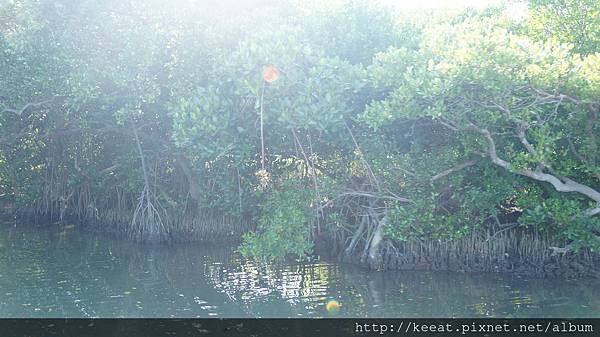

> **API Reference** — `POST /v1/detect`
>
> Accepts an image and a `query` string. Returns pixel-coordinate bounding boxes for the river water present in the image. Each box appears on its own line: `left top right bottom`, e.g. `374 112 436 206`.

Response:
0 225 598 318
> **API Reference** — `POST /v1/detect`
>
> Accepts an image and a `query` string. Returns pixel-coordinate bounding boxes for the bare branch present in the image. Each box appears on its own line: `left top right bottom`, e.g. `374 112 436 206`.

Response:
338 191 411 203
343 120 381 191
533 88 598 106
549 234 600 256
430 160 477 181
584 206 600 217
1 98 55 116
471 124 600 204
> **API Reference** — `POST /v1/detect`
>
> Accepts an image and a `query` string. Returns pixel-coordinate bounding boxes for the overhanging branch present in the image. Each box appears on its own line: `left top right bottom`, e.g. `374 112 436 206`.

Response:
471 124 600 204
1 98 55 116
430 160 477 181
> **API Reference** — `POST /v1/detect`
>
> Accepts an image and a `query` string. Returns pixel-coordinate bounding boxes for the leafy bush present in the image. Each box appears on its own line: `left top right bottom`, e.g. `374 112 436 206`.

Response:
239 182 314 262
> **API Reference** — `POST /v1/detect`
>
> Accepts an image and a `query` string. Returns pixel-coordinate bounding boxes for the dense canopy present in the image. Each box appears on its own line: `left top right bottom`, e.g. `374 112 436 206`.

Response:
1 0 599 268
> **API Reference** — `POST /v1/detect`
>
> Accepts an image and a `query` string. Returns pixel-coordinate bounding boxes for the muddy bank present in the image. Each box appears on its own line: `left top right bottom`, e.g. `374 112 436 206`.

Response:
9 206 251 244
7 201 600 278
318 230 600 279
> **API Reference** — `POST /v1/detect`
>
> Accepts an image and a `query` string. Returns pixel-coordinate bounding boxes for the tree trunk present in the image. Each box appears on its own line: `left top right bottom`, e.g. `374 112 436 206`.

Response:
368 214 387 270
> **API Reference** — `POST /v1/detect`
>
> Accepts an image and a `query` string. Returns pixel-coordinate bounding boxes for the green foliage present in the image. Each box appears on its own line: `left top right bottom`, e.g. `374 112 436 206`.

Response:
1 0 599 255
364 8 600 249
302 0 415 64
528 0 600 55
239 182 313 262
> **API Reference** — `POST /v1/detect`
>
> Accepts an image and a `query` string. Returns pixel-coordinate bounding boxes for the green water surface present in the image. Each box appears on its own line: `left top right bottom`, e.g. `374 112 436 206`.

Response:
0 225 598 318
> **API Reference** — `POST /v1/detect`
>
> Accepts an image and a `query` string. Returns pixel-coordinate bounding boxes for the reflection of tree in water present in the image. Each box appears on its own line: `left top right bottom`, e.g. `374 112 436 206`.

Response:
199 254 338 316
2 227 598 318
0 227 107 317
83 241 600 318
0 228 52 316
36 229 183 317
340 268 600 317
55 231 135 317
102 241 599 318
121 243 242 317
127 250 163 289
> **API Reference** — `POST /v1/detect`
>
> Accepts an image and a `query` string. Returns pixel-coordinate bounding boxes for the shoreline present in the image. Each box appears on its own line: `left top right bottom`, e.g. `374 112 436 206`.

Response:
3 217 599 279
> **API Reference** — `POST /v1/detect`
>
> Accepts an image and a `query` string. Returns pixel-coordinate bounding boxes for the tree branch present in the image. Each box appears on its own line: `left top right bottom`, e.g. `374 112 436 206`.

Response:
471 124 600 204
430 160 477 181
1 98 55 116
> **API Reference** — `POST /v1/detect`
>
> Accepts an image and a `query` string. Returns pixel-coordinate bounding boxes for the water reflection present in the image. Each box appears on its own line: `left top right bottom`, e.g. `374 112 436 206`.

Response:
0 226 598 317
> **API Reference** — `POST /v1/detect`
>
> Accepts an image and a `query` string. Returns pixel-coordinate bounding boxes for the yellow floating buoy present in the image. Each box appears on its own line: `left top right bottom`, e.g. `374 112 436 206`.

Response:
325 300 341 314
